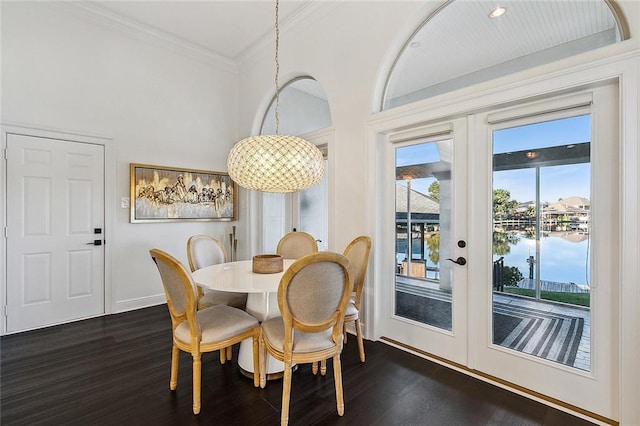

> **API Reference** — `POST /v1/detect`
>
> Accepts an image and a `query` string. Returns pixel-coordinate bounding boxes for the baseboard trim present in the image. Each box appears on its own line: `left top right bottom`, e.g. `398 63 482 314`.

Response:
113 294 166 313
380 336 617 426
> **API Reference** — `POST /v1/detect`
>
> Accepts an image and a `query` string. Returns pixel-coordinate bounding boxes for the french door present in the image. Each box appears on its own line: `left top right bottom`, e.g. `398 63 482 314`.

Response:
378 84 618 419
379 118 469 364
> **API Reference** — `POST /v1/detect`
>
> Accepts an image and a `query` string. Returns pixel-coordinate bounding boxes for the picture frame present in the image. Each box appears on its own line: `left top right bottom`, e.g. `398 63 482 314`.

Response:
130 163 237 223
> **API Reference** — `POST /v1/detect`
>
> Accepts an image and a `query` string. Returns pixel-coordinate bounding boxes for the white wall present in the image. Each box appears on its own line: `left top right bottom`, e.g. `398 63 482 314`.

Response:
238 1 426 253
239 0 639 249
1 0 638 421
1 2 241 312
237 1 639 423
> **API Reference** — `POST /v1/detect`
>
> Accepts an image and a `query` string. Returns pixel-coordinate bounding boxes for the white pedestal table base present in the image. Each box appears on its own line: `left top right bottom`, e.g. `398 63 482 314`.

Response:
237 292 284 376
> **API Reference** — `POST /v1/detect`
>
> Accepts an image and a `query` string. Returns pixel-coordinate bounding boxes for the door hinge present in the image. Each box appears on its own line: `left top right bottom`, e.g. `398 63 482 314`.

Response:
3 148 7 160
3 305 7 317
3 226 7 238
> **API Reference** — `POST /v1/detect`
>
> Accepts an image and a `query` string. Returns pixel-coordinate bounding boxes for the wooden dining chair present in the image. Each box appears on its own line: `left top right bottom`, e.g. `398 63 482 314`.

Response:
259 252 352 426
313 236 372 376
276 231 318 259
187 235 248 311
342 235 372 362
150 248 260 415
187 235 248 364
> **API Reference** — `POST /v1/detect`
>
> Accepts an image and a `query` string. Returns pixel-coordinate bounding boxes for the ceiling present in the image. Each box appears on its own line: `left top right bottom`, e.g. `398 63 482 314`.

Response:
385 0 621 105
79 1 316 62
73 0 623 103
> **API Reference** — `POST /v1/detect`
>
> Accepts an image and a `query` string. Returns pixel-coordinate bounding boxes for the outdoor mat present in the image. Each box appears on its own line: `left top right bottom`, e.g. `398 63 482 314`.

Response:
492 302 584 368
395 281 584 368
395 291 452 331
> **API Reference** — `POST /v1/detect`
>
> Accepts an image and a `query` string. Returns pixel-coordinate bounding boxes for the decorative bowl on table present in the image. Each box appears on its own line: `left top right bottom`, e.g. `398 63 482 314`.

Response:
252 254 283 274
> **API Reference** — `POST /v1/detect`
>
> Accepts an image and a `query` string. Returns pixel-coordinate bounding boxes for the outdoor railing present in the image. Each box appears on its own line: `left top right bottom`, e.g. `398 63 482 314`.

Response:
516 278 590 294
493 257 504 291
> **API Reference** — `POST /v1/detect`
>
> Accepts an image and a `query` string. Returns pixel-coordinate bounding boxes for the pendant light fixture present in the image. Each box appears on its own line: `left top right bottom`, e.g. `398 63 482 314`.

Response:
227 0 324 193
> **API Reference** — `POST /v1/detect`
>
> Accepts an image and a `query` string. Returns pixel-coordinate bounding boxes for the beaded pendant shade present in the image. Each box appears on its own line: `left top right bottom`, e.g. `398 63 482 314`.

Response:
227 0 324 193
227 134 324 193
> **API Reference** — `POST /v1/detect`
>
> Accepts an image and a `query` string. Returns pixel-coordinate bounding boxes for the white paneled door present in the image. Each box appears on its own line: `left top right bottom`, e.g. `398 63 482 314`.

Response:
6 134 105 333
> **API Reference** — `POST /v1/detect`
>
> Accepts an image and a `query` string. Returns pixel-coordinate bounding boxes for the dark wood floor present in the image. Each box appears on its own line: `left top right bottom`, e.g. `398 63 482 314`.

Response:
1 305 595 425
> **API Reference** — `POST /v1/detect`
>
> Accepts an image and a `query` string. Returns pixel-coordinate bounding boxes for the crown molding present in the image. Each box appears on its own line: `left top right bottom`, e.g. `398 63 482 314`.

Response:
43 1 339 76
236 1 341 73
52 2 239 74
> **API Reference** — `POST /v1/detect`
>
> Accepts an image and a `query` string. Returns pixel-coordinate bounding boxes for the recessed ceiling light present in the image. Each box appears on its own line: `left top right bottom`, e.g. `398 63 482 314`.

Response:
410 41 421 49
525 151 539 159
489 6 507 19
567 144 576 149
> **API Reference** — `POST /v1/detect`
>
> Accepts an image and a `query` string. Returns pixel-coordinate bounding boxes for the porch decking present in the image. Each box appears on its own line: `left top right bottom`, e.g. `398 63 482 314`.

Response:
395 275 591 371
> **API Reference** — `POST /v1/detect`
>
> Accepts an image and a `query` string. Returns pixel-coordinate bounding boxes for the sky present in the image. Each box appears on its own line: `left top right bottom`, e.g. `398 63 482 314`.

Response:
396 114 591 203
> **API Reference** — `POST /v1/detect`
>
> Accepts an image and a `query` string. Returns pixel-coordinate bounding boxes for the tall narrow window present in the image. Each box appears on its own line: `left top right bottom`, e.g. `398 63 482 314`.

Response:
299 150 328 251
492 114 591 371
395 139 453 331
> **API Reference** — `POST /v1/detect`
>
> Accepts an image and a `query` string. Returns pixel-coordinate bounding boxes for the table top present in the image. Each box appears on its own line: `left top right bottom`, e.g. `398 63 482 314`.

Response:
191 259 296 293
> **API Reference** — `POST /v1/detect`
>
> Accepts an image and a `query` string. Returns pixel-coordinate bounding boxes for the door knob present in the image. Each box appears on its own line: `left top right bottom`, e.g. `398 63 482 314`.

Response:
447 257 466 266
86 240 102 246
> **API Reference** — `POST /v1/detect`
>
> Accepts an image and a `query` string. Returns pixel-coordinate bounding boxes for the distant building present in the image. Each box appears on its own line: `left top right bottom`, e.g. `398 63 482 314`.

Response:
395 183 440 267
542 196 590 231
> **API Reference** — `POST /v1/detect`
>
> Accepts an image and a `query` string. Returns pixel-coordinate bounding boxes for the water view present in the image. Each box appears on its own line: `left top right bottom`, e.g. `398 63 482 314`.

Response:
397 230 591 289
496 232 590 288
393 110 592 371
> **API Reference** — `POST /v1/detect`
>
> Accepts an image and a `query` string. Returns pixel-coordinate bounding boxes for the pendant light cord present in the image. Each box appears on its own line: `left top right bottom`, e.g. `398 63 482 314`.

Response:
274 0 281 135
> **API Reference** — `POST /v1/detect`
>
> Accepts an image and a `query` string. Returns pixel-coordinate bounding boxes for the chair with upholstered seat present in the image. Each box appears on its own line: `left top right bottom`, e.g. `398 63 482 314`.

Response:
150 249 260 415
276 231 318 259
187 235 248 364
314 236 371 376
342 236 372 362
259 252 352 426
187 235 248 311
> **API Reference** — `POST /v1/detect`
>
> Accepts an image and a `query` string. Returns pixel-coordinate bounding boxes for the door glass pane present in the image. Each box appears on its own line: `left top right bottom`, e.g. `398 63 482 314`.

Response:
492 115 591 371
300 158 328 250
395 139 452 331
263 193 286 253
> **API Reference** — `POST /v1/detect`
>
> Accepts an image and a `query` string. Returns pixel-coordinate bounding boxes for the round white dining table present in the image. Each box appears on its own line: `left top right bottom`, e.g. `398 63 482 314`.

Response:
191 258 296 377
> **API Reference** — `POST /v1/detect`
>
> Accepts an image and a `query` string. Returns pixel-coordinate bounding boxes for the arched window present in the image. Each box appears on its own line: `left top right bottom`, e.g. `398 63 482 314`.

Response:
382 0 628 110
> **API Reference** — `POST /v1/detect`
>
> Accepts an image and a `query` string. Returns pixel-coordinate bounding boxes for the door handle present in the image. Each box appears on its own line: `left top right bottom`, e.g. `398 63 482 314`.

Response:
447 257 466 266
86 240 102 246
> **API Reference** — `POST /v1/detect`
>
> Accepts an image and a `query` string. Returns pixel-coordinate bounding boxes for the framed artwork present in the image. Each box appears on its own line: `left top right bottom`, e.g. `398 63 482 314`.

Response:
130 163 237 223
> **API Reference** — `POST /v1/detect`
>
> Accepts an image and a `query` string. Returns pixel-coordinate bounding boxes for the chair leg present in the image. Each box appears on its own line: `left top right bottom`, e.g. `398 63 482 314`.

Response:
192 353 202 415
333 354 344 416
252 328 260 388
219 348 227 364
281 362 293 426
320 359 327 376
343 322 348 344
259 332 267 389
312 361 318 375
170 344 180 390
226 346 233 361
355 318 365 362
